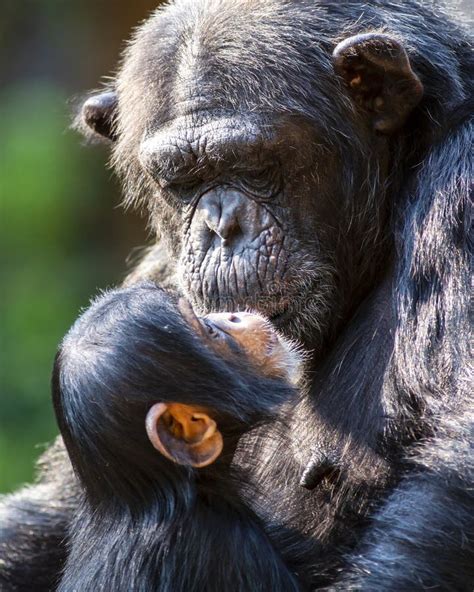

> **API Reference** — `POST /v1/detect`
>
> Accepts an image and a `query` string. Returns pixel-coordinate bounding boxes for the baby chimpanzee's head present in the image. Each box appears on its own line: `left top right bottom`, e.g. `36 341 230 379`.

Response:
53 283 304 502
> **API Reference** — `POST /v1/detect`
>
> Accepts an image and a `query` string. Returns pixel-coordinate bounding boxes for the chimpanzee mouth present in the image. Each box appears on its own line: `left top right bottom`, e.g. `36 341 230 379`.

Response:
267 274 320 327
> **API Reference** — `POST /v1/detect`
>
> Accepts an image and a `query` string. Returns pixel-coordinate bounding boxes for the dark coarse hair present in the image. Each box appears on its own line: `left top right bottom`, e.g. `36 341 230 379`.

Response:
53 283 304 591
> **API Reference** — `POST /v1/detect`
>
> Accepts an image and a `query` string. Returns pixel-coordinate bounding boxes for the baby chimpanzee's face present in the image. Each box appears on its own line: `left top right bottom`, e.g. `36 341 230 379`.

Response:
146 299 305 470
179 300 304 386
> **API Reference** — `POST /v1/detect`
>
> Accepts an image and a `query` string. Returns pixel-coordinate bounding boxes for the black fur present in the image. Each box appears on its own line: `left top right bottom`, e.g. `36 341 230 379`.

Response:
0 440 77 591
53 284 303 591
1 1 472 590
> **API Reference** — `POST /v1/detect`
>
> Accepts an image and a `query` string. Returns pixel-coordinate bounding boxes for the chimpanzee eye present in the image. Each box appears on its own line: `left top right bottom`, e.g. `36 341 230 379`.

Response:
160 178 200 195
204 320 220 338
238 166 281 198
241 168 269 187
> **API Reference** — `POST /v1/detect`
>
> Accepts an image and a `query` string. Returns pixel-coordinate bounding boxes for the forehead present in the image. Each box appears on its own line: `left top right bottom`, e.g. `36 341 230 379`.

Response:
117 0 340 126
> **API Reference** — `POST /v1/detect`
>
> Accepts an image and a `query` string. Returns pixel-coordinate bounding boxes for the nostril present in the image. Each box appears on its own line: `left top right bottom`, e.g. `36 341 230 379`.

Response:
228 314 242 323
216 218 240 242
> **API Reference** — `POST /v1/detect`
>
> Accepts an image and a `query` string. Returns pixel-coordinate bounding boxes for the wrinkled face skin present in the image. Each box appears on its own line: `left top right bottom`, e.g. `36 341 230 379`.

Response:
109 1 393 348
138 112 341 344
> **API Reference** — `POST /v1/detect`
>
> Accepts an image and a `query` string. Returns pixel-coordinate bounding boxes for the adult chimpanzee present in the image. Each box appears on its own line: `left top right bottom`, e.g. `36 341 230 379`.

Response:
53 283 306 591
1 1 472 590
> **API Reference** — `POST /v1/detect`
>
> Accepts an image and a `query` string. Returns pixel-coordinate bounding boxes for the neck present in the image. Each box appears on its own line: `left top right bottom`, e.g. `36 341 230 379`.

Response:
58 472 302 592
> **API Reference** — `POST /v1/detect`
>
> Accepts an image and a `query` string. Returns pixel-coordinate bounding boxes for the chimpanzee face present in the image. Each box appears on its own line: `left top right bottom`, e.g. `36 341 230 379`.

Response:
138 112 340 326
79 2 422 346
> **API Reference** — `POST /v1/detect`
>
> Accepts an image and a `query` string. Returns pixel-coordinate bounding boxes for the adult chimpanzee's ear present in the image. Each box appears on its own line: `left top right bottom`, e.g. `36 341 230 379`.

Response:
79 91 118 141
332 33 423 134
146 403 224 468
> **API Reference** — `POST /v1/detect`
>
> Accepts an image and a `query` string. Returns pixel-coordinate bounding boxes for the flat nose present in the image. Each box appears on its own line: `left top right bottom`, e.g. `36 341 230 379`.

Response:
219 313 246 324
197 189 243 245
205 312 262 331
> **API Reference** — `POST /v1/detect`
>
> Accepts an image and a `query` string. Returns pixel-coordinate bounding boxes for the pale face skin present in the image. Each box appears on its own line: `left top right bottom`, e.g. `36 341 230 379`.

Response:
180 300 304 386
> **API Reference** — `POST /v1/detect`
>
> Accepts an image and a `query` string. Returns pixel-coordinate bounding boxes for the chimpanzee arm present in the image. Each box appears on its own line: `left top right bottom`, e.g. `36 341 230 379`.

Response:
330 395 474 591
0 438 80 592
330 114 473 591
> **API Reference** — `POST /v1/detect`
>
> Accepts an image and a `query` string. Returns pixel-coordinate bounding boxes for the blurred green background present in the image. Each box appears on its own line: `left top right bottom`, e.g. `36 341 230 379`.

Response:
0 0 162 493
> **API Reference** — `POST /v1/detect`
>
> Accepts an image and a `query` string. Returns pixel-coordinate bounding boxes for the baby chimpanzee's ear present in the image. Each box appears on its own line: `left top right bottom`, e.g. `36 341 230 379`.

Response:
146 403 223 468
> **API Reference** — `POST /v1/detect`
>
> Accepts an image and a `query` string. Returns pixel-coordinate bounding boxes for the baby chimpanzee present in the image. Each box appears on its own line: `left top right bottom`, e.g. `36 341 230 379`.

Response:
53 282 306 592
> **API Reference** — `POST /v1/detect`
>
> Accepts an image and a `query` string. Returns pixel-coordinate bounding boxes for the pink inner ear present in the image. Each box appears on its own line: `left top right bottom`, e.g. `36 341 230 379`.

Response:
145 402 224 468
